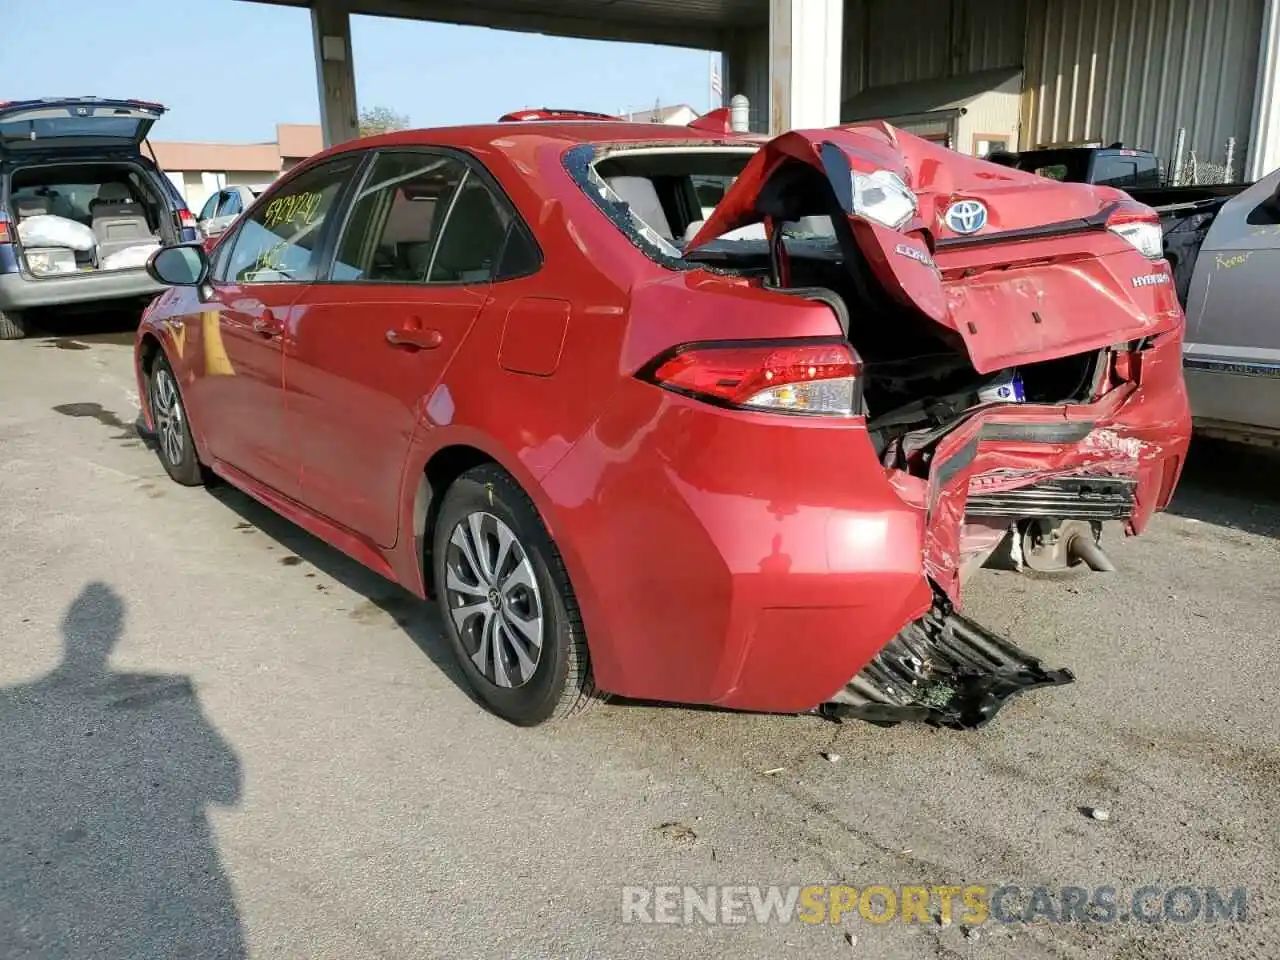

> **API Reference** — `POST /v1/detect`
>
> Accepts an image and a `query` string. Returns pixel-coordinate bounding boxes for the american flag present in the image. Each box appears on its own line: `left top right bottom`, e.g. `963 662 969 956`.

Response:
709 57 723 102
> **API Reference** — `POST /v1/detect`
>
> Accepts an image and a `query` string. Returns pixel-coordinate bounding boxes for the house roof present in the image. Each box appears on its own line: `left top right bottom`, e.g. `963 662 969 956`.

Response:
149 140 282 173
276 123 324 159
149 123 323 174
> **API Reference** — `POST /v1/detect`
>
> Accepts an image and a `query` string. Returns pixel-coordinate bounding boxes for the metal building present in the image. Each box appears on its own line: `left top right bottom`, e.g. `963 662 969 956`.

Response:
260 0 1280 181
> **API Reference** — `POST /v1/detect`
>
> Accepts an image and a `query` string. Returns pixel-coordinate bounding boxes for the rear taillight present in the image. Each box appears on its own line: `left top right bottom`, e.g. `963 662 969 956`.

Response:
0 219 10 244
1107 208 1163 259
642 339 862 416
176 209 197 230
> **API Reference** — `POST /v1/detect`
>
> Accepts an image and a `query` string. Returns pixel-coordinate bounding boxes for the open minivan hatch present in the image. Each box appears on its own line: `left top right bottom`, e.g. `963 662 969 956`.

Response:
675 124 1192 727
0 98 165 153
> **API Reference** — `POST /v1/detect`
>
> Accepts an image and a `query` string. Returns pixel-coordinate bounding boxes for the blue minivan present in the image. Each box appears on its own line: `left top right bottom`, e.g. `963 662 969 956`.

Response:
0 97 200 339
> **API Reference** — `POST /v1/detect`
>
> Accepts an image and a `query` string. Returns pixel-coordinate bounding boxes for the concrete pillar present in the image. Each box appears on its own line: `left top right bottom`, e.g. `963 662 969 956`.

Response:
722 28 770 133
768 0 843 134
311 0 359 148
1247 0 1280 180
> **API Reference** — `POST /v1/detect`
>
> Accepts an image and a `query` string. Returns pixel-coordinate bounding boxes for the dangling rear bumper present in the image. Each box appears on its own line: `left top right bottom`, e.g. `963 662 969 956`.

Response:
822 600 1075 729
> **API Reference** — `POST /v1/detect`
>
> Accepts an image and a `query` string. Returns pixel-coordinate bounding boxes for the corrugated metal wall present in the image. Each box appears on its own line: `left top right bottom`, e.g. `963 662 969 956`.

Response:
956 0 1027 74
866 0 953 86
842 0 1026 100
1022 0 1263 170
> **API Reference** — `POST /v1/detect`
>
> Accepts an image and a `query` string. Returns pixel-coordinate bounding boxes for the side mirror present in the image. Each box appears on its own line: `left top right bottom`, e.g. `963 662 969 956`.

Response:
147 243 210 287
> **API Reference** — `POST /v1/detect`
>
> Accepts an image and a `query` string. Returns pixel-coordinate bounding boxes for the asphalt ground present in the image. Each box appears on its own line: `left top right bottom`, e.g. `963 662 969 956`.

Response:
1 309 1277 959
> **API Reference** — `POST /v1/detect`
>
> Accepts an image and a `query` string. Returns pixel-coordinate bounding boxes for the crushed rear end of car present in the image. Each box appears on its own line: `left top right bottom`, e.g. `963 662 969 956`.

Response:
552 123 1190 727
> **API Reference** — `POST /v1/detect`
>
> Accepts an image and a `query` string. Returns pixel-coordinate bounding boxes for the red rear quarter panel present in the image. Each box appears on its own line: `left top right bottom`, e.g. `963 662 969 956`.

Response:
540 379 934 710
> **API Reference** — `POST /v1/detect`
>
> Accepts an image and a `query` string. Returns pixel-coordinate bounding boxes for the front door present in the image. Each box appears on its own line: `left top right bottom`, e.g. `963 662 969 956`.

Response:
287 150 523 547
186 154 361 498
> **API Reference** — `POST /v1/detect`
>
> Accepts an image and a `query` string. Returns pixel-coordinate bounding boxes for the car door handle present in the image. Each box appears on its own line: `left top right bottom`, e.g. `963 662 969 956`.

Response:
386 328 443 350
252 310 282 339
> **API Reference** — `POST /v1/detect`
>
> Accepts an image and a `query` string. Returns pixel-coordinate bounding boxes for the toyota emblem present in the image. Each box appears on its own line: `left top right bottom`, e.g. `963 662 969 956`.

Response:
944 200 988 235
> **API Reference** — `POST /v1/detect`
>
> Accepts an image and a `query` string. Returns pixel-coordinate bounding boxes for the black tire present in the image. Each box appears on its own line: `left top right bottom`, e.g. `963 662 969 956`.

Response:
0 309 27 340
148 353 205 486
432 464 601 726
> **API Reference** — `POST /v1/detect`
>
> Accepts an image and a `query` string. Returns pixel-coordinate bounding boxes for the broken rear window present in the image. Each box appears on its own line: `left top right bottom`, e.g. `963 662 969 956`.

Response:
563 142 760 269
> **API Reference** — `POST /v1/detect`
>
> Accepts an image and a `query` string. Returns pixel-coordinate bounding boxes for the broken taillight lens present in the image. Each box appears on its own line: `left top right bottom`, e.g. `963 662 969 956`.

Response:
1107 208 1163 259
642 339 863 416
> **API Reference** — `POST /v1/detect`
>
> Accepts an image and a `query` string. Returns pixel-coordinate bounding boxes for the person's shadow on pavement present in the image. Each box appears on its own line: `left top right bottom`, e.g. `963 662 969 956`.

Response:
0 583 246 959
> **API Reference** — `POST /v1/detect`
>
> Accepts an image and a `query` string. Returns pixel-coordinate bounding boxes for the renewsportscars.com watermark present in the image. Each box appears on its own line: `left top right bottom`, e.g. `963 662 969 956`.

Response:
621 884 1249 927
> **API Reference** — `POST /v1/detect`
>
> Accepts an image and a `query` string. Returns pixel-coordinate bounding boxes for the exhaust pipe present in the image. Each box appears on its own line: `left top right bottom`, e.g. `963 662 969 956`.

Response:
1066 531 1116 572
1019 519 1118 574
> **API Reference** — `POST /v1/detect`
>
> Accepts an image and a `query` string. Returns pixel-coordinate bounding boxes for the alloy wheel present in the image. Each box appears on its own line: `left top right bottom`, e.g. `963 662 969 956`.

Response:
444 511 545 688
151 368 185 467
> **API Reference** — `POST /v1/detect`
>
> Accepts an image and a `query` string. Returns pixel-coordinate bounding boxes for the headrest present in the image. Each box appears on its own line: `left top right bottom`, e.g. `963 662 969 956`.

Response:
94 182 134 204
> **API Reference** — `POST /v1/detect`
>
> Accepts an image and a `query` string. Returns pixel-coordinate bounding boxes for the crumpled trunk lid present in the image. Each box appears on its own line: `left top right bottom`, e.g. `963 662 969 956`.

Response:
686 123 1182 374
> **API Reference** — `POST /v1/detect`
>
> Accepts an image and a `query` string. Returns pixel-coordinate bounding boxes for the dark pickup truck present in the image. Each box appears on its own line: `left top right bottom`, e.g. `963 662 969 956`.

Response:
988 144 1252 299
988 144 1248 208
988 143 1163 189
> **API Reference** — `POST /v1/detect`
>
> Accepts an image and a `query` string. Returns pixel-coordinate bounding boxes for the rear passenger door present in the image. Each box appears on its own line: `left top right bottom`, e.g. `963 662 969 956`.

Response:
286 149 528 547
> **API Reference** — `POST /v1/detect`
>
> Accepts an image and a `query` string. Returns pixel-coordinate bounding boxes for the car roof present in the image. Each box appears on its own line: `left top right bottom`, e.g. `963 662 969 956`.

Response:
317 121 750 161
275 122 759 225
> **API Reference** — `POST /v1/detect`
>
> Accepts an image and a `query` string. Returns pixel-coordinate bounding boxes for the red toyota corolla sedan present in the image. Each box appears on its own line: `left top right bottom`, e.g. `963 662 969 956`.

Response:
134 120 1190 728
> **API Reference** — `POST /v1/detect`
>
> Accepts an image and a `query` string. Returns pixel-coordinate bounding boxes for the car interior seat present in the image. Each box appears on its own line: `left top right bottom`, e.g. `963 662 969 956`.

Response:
370 189 438 281
605 176 673 240
90 182 158 262
13 196 50 219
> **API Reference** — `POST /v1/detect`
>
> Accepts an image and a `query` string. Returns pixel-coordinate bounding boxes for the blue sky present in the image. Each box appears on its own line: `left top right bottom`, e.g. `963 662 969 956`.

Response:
9 0 716 143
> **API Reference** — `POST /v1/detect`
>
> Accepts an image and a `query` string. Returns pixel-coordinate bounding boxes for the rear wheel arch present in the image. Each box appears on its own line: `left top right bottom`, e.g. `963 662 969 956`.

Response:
416 444 498 597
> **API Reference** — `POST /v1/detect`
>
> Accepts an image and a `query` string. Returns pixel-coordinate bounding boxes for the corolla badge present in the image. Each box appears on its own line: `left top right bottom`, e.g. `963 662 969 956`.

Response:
944 200 988 235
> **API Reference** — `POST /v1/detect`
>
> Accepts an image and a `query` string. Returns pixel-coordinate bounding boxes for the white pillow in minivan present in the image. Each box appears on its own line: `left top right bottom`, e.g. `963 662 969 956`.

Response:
100 242 162 271
17 214 97 253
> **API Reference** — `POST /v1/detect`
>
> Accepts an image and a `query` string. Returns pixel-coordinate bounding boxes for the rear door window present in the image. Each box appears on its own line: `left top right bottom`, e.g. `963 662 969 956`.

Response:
219 157 358 283
427 173 513 283
328 151 534 285
329 152 466 283
496 220 541 279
